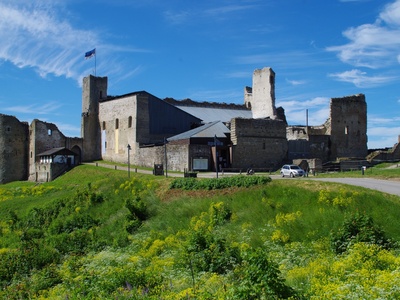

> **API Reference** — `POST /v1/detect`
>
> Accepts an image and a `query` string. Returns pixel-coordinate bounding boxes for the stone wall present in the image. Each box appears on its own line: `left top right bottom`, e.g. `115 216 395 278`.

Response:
136 144 188 172
287 125 330 162
34 162 70 183
134 142 212 172
231 118 287 169
0 114 29 184
81 75 107 162
367 138 400 162
28 120 70 180
96 85 202 167
99 94 137 164
329 94 367 159
250 67 277 119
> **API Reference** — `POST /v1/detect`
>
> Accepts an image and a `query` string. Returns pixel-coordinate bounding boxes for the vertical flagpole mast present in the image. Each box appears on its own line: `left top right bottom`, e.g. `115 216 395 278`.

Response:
95 49 96 76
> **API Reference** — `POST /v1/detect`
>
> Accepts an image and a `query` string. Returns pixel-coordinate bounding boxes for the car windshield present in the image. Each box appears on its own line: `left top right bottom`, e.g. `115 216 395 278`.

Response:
290 165 301 170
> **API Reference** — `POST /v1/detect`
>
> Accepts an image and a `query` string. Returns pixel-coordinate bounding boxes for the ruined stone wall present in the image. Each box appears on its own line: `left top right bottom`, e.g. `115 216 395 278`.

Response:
368 139 400 162
0 114 29 184
81 75 107 162
251 67 277 119
286 126 330 162
329 94 367 159
287 126 308 140
28 120 69 181
231 118 287 169
244 86 252 109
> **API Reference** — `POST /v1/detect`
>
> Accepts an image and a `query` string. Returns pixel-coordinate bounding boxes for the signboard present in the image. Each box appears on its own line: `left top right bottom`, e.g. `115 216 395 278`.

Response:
193 158 208 170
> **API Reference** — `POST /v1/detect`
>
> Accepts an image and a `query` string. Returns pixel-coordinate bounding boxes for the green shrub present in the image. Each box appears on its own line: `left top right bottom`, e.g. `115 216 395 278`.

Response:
47 229 93 254
169 175 271 190
48 213 99 235
229 247 298 299
124 195 148 234
125 195 148 221
29 264 62 295
331 212 392 254
209 201 232 226
184 203 240 274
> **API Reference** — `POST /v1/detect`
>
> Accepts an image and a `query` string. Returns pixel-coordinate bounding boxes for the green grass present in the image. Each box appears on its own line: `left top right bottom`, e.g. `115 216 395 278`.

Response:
314 161 400 179
0 164 399 298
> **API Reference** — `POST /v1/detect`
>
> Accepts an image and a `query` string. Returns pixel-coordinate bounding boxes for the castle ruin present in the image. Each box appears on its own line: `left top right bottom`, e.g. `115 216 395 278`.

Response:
1 66 396 184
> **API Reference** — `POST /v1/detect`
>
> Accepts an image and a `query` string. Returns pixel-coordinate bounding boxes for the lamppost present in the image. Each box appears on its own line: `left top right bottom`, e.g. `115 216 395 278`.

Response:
127 144 131 178
164 137 168 178
214 135 218 179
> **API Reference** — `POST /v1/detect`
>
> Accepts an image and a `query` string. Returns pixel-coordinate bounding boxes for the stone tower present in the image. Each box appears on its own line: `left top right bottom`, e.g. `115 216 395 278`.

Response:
249 67 277 119
81 75 108 162
0 114 29 184
328 94 367 159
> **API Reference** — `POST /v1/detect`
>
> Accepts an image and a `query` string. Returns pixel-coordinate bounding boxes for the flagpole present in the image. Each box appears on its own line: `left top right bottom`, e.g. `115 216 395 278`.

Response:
95 49 96 76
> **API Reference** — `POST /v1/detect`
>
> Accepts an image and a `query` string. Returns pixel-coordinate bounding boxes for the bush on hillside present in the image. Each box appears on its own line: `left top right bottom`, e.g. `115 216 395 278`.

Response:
331 212 392 254
169 175 271 190
228 247 299 299
124 195 148 234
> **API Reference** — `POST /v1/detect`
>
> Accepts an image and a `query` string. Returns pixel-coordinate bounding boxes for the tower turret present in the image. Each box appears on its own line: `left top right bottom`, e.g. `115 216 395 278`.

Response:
250 67 277 119
81 75 107 161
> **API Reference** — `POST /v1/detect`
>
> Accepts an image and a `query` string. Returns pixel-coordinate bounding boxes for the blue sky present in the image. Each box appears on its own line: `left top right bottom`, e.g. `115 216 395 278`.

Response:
0 0 399 149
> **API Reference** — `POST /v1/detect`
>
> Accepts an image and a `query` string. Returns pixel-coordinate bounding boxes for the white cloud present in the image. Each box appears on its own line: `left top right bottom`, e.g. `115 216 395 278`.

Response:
0 2 99 80
367 114 400 148
163 10 190 25
204 4 257 16
340 0 372 2
163 3 260 25
328 69 396 87
286 79 306 86
277 97 330 125
327 0 400 68
379 0 400 26
367 126 400 148
4 101 63 115
55 122 81 137
188 89 242 103
0 1 146 85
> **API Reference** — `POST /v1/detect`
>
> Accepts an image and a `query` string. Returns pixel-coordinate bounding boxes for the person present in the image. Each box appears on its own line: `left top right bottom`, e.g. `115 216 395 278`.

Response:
246 167 254 175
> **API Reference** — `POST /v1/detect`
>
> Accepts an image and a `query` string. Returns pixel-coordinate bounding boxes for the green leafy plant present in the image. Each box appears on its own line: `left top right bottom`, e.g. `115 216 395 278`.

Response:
330 212 392 254
169 175 271 190
229 247 298 299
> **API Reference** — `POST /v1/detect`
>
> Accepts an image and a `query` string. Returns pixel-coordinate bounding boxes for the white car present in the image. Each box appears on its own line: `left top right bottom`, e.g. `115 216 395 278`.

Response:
280 164 305 177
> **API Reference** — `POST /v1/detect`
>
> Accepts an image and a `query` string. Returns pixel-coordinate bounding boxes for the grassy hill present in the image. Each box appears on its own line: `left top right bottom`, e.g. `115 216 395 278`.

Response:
0 165 399 299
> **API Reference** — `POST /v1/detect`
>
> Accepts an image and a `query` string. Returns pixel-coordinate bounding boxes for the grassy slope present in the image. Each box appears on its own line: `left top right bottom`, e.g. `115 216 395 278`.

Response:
1 164 399 248
0 164 399 298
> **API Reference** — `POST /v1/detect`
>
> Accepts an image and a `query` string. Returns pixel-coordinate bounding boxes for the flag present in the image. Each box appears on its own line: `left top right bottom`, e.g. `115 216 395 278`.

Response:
85 48 96 59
